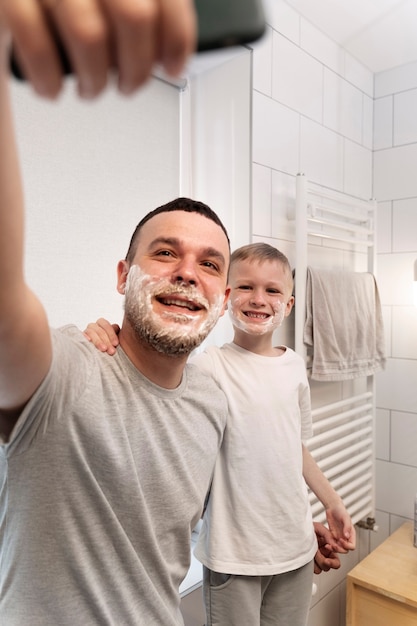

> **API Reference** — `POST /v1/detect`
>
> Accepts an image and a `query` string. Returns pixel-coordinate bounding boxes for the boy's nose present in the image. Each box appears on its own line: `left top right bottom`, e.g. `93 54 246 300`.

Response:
250 290 266 305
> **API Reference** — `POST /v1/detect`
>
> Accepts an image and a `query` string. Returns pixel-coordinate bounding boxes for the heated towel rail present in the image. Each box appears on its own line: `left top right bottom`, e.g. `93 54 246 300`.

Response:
289 174 378 526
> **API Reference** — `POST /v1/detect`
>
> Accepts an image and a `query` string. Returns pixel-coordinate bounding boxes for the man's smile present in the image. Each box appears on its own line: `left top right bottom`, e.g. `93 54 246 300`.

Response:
157 296 203 312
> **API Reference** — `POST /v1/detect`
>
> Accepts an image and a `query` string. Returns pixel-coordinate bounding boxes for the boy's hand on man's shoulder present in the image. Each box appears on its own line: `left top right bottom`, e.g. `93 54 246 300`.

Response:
84 318 120 355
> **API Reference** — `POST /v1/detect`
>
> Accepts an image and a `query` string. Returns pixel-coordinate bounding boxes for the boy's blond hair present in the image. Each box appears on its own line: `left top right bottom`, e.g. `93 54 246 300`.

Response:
230 242 294 292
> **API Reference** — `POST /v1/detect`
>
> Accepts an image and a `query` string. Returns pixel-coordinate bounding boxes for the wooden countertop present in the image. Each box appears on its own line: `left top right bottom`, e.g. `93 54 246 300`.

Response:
348 522 417 609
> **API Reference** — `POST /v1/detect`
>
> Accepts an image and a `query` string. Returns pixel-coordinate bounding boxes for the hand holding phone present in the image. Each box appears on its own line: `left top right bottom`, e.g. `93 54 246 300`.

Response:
6 0 198 98
8 0 265 98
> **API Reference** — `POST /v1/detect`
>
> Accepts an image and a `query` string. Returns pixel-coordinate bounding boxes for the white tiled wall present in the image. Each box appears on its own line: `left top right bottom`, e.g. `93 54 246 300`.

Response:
249 1 417 624
373 60 417 548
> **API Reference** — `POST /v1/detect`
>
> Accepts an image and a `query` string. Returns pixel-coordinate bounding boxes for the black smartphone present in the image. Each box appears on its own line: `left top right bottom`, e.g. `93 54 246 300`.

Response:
196 0 266 52
10 0 266 80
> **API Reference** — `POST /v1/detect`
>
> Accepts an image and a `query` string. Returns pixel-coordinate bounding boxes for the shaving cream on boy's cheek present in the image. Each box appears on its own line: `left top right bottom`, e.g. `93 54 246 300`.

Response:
229 298 286 335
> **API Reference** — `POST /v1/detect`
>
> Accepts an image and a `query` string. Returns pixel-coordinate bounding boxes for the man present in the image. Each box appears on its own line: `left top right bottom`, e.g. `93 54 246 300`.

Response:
0 23 231 624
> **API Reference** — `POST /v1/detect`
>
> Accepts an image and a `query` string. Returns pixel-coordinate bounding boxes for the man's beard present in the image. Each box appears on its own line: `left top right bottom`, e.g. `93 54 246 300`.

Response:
124 265 223 356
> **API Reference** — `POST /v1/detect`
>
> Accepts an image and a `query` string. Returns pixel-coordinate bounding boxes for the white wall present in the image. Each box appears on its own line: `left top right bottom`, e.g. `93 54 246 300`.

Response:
373 63 417 539
13 76 182 330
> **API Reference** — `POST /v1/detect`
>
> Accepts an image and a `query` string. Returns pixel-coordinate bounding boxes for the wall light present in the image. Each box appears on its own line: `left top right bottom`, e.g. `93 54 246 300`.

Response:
414 260 417 307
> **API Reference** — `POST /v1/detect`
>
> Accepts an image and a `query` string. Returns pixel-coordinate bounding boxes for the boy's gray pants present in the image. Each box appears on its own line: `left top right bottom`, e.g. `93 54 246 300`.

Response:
203 560 314 626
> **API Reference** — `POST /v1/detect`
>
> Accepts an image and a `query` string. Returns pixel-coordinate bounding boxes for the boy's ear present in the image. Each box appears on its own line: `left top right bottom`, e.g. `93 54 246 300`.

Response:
285 295 295 316
219 286 231 318
117 260 129 294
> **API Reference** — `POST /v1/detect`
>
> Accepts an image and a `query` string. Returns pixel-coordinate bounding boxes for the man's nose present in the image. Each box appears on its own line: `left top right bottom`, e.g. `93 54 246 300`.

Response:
173 259 197 286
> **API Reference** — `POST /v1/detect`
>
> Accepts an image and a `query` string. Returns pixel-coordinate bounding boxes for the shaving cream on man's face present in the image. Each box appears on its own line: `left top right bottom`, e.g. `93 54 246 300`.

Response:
124 265 224 355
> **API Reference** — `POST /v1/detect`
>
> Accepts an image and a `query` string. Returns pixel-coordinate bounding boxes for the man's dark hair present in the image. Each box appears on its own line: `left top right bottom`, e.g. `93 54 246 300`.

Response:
125 197 230 263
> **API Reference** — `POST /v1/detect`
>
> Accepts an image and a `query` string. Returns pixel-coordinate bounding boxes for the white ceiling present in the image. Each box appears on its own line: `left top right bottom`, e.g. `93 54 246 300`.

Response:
283 0 417 73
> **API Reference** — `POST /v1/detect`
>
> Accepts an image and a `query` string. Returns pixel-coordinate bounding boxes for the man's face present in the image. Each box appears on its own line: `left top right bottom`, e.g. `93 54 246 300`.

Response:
118 210 230 356
228 258 294 336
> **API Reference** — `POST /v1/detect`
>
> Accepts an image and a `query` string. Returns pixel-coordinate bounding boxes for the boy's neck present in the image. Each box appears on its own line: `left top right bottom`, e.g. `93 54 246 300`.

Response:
232 329 283 357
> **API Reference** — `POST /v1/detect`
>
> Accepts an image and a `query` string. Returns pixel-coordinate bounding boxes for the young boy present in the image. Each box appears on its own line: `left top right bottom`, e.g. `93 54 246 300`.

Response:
86 242 355 626
192 243 355 625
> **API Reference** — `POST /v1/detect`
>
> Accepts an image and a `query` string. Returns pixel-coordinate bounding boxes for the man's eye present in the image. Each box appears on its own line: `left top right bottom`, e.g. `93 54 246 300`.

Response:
156 250 173 257
202 261 219 271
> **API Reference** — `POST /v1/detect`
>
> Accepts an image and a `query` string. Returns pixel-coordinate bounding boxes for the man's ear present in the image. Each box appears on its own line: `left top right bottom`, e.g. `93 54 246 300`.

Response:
117 260 129 294
219 286 231 318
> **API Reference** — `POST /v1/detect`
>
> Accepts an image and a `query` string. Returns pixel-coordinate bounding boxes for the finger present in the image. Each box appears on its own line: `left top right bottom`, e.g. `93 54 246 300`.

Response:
316 527 333 545
316 549 341 571
346 525 356 544
111 324 121 342
83 326 108 349
327 556 341 570
102 0 196 94
95 329 116 349
49 0 110 98
314 559 328 573
314 554 331 572
322 539 341 553
338 537 355 552
314 523 340 553
5 0 64 97
83 333 116 354
102 0 158 94
96 318 120 345
158 0 196 76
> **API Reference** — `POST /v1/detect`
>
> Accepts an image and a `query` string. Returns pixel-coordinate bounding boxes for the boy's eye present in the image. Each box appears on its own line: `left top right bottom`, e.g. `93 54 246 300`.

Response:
237 285 252 290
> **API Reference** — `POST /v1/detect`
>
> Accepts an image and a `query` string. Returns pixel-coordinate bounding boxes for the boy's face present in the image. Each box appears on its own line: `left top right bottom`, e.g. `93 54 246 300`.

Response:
228 258 294 336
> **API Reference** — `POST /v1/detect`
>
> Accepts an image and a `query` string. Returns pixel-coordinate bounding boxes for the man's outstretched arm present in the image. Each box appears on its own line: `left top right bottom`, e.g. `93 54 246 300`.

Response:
0 27 52 439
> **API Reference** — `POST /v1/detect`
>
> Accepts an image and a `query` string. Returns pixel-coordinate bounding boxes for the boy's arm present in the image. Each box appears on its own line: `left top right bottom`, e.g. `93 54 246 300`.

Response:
0 30 52 438
302 444 356 552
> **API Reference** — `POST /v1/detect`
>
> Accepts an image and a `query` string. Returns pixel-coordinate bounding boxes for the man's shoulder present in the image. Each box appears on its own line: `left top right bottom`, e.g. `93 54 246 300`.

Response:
49 324 107 390
53 324 86 342
186 360 227 399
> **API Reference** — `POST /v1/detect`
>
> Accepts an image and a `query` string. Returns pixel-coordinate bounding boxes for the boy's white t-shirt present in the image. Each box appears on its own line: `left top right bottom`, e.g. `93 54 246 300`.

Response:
193 342 317 576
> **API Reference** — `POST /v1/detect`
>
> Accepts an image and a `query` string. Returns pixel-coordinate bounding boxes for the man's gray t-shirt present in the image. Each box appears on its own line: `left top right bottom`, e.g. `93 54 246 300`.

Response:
0 325 227 625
